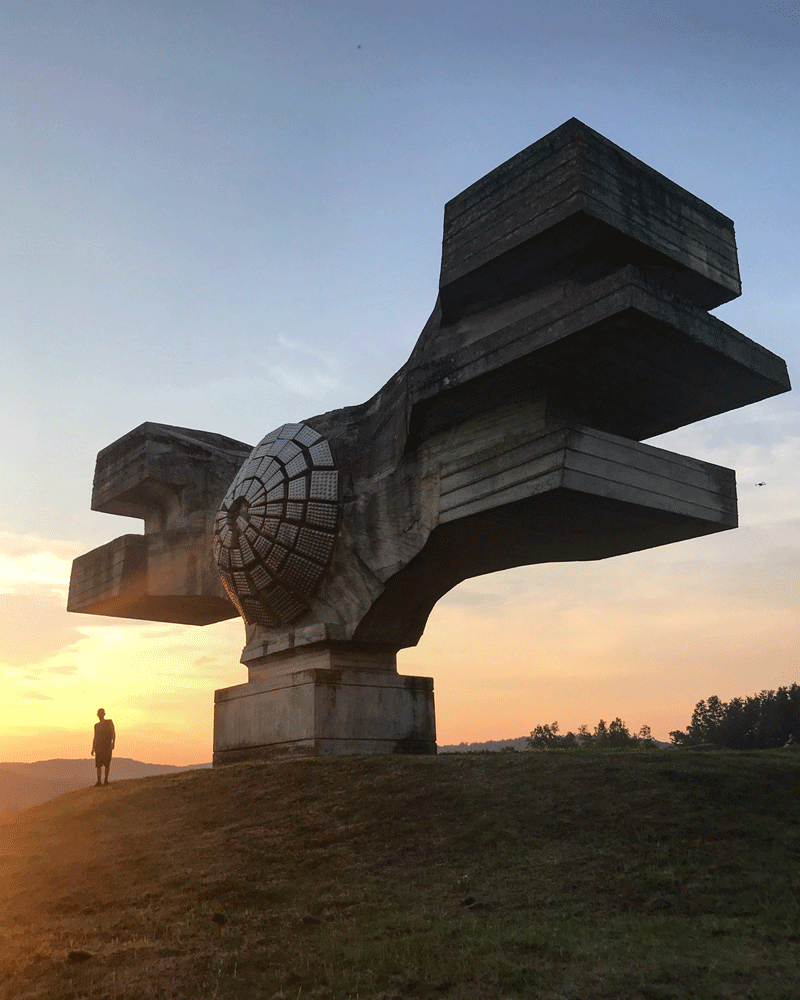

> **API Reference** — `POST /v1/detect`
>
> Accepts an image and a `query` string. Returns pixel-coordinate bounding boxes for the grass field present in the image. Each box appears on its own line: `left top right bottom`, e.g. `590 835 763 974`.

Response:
2 747 800 1000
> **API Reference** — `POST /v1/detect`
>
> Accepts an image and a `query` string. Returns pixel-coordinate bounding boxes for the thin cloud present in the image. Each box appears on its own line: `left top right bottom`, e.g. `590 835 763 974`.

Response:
261 335 340 398
16 664 80 678
0 529 77 596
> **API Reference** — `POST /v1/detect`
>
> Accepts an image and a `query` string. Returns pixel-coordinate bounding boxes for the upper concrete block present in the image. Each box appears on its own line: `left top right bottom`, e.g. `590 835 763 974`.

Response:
440 118 741 320
68 423 253 625
92 423 252 528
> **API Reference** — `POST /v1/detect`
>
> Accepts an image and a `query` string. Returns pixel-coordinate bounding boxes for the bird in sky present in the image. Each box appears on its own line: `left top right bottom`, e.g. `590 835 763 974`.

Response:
755 482 766 486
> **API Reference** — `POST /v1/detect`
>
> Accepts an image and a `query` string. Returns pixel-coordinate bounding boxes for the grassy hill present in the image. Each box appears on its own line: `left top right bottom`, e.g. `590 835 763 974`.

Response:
2 749 800 1000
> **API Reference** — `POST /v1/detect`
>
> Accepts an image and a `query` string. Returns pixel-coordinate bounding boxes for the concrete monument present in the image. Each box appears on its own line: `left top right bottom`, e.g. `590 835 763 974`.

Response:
68 119 791 762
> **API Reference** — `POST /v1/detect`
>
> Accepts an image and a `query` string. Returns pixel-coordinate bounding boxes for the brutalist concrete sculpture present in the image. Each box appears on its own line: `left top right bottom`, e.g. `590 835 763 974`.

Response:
68 119 791 762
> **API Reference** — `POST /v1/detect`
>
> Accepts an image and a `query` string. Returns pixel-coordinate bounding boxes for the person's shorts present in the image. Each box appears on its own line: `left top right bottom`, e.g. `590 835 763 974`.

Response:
95 753 112 767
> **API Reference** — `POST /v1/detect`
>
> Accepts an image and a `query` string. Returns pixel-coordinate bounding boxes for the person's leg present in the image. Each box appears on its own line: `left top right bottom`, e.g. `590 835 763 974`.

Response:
95 765 102 786
103 763 110 785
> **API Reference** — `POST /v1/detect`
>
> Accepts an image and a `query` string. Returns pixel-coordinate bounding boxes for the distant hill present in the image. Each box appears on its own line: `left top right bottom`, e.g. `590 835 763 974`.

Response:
0 758 210 813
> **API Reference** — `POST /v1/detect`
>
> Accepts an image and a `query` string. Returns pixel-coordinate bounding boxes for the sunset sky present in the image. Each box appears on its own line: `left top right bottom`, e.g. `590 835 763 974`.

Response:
1 1 797 764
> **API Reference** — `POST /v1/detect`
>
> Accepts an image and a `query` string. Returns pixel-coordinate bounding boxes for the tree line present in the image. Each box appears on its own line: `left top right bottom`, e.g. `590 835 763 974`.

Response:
527 719 655 750
669 685 800 749
528 684 800 751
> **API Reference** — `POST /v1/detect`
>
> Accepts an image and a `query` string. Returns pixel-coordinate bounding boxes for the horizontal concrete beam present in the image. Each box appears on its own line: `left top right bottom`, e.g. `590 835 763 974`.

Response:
351 426 737 647
437 425 736 526
67 533 239 625
410 266 790 444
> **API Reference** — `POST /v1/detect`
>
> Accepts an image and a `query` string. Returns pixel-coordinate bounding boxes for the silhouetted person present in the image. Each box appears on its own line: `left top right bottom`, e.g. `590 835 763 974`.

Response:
91 708 115 786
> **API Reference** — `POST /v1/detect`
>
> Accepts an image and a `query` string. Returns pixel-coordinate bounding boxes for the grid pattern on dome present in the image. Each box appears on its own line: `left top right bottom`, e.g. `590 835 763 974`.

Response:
213 423 339 627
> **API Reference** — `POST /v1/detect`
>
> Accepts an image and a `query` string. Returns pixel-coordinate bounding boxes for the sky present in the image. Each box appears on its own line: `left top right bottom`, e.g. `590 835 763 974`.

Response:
0 0 797 763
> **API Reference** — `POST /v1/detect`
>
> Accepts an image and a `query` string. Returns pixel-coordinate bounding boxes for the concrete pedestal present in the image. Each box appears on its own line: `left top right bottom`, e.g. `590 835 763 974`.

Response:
213 643 436 763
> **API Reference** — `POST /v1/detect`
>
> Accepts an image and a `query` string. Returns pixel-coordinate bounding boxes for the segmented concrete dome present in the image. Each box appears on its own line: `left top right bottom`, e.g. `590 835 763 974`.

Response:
213 423 339 626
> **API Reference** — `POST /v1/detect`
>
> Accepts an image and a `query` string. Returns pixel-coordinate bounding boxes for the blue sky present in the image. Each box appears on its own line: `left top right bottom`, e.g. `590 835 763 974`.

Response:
0 1 797 761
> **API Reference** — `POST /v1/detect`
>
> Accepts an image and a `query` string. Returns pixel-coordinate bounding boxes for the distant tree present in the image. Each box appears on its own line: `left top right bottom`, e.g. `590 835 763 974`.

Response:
526 723 580 750
692 696 727 743
755 688 800 748
606 718 639 748
670 685 800 749
637 725 656 748
670 694 730 746
527 722 562 749
528 719 655 750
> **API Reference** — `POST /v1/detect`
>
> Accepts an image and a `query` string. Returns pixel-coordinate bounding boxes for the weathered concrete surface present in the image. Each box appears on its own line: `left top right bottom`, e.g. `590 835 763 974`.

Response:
68 423 252 624
344 419 738 649
68 118 791 760
213 646 435 763
233 401 737 652
410 265 788 442
439 117 741 320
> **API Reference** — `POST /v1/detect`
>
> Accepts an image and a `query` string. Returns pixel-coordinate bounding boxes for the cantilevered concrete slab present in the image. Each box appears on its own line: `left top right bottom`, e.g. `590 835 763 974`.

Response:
67 118 791 761
409 265 788 442
68 423 251 625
